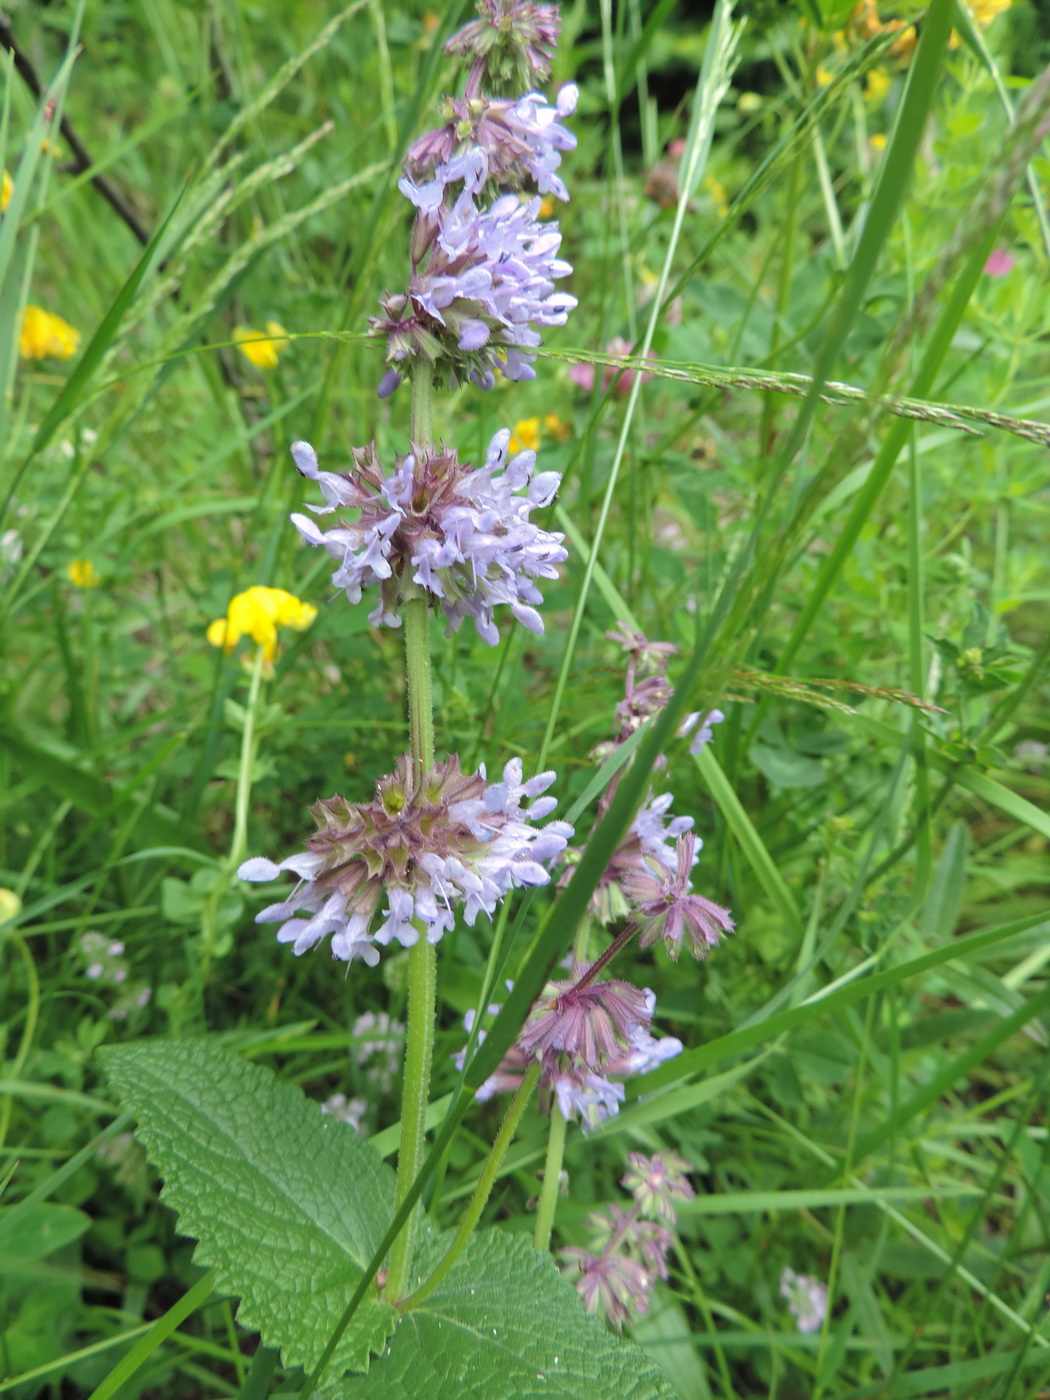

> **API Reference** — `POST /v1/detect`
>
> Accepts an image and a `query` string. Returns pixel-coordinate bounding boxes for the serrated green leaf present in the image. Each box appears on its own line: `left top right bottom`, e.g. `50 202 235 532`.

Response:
344 1228 677 1400
100 1039 401 1376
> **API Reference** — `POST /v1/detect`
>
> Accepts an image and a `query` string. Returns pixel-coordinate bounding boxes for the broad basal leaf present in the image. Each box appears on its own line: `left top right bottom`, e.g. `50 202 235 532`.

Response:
340 1228 678 1400
101 1039 401 1375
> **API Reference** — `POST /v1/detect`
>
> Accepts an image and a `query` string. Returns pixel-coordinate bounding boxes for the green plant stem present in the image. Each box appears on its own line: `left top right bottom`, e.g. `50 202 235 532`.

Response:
533 1099 567 1252
404 1060 541 1310
386 371 438 1303
230 642 267 868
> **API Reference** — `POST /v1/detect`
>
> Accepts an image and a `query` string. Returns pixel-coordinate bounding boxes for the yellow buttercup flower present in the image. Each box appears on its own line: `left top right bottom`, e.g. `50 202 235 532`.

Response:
2 169 13 212
208 585 317 663
543 413 571 442
816 66 834 88
972 0 1010 24
509 417 542 454
20 305 81 360
67 559 100 588
870 133 888 152
233 322 289 369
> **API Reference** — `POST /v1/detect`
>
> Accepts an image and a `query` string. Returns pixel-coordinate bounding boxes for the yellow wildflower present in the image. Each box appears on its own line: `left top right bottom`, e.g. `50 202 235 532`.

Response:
538 196 556 218
207 585 317 663
67 559 100 588
2 169 12 212
543 413 571 442
20 305 80 360
972 0 1010 24
705 174 729 218
865 67 892 103
233 321 289 370
509 417 542 454
870 133 888 152
816 66 834 88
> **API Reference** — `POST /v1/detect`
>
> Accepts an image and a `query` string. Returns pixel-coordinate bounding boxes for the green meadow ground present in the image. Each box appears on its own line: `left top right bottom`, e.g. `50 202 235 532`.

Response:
1 1 1049 1396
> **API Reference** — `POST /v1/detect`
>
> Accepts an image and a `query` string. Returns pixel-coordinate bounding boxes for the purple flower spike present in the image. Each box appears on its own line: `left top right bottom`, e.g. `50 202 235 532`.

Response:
559 1248 653 1330
289 429 567 645
625 832 734 960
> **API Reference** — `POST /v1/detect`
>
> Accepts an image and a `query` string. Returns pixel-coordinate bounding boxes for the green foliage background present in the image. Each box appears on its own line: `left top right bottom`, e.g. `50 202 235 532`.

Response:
1 1 1048 1397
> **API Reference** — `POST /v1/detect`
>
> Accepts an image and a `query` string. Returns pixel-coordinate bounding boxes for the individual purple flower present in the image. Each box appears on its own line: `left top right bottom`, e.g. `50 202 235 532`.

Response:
679 706 726 754
622 1151 695 1225
780 1267 829 1334
586 1204 674 1281
238 754 571 964
405 86 578 202
446 0 562 93
624 832 734 960
559 1247 653 1330
290 429 567 645
372 163 576 387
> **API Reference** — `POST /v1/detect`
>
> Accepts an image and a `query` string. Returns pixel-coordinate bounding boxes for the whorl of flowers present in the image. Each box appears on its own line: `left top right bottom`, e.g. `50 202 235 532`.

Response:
456 971 682 1133
624 832 735 961
580 791 696 926
238 755 571 964
290 429 567 645
404 85 577 203
780 1267 829 1335
372 146 576 392
446 0 562 94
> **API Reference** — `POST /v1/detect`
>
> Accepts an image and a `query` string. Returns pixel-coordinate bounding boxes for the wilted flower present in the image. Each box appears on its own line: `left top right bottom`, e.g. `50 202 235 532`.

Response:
780 1267 829 1334
624 832 734 961
290 428 567 645
233 322 289 369
622 1151 695 1224
67 558 100 588
446 0 562 93
20 305 80 360
207 585 317 663
239 755 571 964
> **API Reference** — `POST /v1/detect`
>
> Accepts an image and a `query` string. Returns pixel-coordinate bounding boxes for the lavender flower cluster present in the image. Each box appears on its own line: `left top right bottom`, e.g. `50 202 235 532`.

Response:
290 428 567 644
456 967 682 1133
239 756 571 964
561 1151 694 1328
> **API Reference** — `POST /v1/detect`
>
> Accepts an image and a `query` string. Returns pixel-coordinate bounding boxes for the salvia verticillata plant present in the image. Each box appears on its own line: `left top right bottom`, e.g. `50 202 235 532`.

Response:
101 4 733 1394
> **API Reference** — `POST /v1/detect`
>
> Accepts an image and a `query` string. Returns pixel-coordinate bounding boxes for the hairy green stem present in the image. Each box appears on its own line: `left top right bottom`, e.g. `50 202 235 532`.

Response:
533 1100 567 1252
230 642 267 868
385 372 438 1302
404 1061 542 1310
